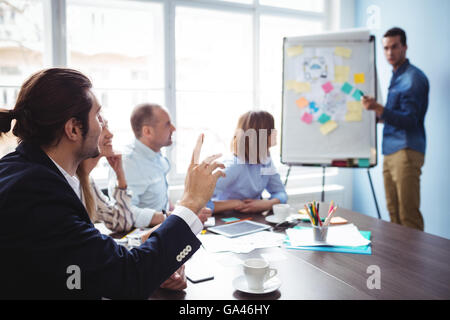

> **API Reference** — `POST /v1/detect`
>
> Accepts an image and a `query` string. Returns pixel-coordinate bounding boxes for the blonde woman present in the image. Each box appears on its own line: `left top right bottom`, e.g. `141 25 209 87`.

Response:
77 120 134 232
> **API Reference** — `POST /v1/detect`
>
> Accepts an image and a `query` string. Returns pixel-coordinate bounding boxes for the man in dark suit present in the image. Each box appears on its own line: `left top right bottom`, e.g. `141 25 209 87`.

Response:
0 68 224 299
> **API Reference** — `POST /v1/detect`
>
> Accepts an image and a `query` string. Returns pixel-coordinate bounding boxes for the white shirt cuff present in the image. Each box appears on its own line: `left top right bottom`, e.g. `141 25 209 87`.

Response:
132 207 155 228
171 205 203 235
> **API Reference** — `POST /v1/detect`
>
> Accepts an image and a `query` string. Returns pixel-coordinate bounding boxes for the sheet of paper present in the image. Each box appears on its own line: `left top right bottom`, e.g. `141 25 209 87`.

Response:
334 46 352 58
296 97 309 109
334 65 350 83
309 101 319 113
293 81 311 93
286 224 371 247
198 231 285 254
341 82 353 95
319 120 338 135
321 81 334 94
301 112 313 124
354 73 365 84
345 111 362 122
287 45 304 57
204 217 215 227
352 89 364 101
347 100 363 112
318 113 331 124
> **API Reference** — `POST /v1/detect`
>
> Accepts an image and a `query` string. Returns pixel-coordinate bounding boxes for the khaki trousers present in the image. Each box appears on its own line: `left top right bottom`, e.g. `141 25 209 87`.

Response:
383 148 425 231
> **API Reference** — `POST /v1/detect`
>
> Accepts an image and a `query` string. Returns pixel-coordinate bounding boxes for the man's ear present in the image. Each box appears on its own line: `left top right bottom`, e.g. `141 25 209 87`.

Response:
142 125 154 139
64 118 83 142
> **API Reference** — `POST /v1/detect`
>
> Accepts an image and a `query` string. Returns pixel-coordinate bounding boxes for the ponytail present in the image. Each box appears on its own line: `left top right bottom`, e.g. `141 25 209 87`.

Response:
0 109 16 135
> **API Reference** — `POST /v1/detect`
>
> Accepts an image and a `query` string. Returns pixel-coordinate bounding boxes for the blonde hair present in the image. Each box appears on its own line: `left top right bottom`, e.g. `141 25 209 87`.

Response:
76 162 96 222
231 111 275 164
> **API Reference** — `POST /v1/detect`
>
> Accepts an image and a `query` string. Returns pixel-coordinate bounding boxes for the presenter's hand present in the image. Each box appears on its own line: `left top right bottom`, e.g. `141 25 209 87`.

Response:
180 134 226 215
362 96 384 117
160 265 187 291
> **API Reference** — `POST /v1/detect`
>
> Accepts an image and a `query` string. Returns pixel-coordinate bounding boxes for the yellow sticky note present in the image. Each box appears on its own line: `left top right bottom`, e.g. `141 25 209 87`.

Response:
320 120 338 135
287 45 304 57
334 65 350 83
347 101 363 112
354 73 365 84
345 111 362 122
296 97 309 109
293 81 311 93
335 47 352 58
286 80 296 91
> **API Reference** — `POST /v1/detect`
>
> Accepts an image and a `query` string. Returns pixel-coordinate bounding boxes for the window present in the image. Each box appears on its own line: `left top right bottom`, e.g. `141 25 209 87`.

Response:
0 0 45 109
260 0 325 13
175 6 253 174
66 0 164 180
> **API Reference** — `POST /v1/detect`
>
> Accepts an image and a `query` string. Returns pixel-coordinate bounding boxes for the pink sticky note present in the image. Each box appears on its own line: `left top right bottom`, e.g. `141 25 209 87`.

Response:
322 81 334 94
301 112 313 124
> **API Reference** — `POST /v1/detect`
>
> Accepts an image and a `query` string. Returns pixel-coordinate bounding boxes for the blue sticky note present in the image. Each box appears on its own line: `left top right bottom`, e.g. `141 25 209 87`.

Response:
352 89 363 101
309 101 318 113
358 158 370 167
341 82 353 94
222 217 239 223
318 113 331 124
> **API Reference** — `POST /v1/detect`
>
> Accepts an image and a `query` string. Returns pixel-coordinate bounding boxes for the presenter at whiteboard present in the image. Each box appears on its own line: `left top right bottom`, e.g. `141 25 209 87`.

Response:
362 27 429 231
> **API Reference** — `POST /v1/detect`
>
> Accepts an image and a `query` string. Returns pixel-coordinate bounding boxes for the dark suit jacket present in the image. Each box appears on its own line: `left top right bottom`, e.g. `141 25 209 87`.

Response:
0 142 201 299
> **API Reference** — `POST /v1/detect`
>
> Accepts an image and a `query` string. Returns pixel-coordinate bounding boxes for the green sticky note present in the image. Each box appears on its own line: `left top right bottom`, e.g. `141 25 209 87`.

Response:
358 158 370 167
352 89 363 101
318 113 331 124
341 82 353 95
222 217 239 223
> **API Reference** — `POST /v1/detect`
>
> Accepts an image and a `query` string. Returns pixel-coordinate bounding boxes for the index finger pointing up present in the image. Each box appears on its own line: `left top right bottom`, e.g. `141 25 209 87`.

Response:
191 133 204 165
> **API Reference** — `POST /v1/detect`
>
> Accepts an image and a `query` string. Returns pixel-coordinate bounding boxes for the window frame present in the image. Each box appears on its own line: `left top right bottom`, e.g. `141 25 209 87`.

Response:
6 0 337 189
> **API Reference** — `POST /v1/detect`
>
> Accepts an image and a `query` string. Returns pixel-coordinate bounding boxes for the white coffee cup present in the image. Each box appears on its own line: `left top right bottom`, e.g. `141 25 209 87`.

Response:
243 258 277 291
272 204 291 221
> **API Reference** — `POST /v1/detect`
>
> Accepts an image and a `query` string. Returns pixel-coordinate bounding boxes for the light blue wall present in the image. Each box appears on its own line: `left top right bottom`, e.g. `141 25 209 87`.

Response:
353 0 450 239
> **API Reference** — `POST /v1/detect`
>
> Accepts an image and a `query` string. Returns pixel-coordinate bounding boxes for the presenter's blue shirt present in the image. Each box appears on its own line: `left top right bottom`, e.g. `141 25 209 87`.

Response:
381 59 429 155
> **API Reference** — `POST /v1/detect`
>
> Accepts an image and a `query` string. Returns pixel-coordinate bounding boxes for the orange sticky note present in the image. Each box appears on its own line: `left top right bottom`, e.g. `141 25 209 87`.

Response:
296 97 309 109
354 73 365 84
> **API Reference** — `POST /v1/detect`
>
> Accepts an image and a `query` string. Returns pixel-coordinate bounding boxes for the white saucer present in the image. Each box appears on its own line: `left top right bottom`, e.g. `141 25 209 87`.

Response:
232 275 281 294
265 215 287 224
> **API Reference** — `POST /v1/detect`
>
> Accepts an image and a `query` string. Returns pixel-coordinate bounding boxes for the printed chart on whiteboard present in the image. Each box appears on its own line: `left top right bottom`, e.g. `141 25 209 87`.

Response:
281 30 377 167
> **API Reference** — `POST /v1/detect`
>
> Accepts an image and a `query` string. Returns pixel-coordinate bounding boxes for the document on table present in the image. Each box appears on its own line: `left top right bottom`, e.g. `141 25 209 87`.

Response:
198 231 286 254
285 224 371 247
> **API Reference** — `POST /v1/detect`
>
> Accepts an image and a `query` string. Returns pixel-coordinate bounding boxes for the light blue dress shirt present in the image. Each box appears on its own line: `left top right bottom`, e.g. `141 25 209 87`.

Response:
208 155 287 211
108 139 170 228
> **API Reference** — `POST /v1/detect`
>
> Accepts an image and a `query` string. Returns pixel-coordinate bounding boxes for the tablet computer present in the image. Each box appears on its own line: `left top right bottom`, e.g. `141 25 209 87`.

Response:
207 220 271 238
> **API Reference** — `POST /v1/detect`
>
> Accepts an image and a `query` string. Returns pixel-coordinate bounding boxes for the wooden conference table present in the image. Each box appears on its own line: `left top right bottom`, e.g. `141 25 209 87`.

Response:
115 203 450 300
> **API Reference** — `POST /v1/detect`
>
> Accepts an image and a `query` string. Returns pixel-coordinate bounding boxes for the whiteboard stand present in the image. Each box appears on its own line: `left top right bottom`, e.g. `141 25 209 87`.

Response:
367 168 381 219
284 164 381 220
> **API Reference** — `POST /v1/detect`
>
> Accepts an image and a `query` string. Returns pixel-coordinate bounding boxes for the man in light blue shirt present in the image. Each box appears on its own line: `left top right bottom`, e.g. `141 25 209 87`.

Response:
109 103 211 228
109 103 175 228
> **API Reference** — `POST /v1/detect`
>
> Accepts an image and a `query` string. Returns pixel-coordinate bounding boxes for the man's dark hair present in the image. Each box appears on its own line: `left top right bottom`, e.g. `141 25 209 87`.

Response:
0 68 93 147
384 27 407 46
130 103 161 139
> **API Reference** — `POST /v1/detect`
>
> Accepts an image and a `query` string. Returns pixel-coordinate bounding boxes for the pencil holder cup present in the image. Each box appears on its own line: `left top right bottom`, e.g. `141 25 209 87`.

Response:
312 225 328 242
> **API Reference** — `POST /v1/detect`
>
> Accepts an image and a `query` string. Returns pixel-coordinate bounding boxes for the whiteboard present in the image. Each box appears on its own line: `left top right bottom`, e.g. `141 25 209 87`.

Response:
281 29 377 167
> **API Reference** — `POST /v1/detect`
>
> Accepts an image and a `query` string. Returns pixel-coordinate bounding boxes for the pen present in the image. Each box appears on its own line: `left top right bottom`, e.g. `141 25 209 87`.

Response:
317 203 322 226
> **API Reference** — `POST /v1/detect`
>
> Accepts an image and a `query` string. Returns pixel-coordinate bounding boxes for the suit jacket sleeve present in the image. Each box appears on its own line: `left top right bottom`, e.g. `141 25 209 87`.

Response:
3 167 201 300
